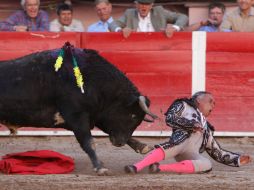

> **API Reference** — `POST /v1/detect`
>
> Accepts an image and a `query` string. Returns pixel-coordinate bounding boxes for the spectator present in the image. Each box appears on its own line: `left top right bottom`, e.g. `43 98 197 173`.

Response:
124 91 251 174
184 2 226 32
50 3 84 32
108 0 188 38
220 0 254 32
87 0 113 32
0 0 49 31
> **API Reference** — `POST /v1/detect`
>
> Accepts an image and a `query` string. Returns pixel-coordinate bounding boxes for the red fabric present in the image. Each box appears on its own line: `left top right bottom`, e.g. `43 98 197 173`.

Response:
0 150 74 174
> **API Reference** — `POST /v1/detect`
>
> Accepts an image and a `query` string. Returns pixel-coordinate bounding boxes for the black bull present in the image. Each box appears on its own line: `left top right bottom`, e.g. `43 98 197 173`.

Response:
0 43 157 175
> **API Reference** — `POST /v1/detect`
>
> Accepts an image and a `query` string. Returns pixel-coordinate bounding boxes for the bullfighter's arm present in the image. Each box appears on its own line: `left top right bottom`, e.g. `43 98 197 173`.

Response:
205 130 241 167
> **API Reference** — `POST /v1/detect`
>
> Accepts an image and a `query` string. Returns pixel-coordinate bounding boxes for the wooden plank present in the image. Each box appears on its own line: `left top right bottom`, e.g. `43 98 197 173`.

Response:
81 32 192 51
127 72 191 96
0 32 80 60
207 52 254 71
99 51 192 73
207 72 254 96
207 32 254 52
207 97 254 131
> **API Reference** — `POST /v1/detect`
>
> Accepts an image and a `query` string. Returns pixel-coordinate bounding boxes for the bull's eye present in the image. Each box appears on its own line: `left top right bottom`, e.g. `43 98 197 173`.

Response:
131 114 136 119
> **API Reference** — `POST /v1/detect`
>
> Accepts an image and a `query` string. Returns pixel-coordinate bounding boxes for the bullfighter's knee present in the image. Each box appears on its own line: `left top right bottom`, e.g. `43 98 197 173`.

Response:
192 159 212 173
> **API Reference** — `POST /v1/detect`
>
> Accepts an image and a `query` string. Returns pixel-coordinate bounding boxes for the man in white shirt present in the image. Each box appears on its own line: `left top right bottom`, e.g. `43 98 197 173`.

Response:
87 0 113 32
220 0 254 32
50 3 84 32
109 0 188 38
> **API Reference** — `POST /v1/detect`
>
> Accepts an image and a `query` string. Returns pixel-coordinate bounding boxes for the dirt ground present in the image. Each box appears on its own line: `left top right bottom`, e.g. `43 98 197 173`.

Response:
0 136 253 190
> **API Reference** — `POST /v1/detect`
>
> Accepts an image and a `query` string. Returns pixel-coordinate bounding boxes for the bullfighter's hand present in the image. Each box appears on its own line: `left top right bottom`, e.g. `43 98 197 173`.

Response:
122 27 132 38
240 155 252 165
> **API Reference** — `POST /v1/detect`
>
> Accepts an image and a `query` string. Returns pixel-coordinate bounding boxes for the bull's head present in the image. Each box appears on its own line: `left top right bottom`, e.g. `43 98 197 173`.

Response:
96 95 157 147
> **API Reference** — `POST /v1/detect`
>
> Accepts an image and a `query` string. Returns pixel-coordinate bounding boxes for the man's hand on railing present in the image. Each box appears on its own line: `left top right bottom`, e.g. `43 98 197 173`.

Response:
163 24 179 38
122 27 133 38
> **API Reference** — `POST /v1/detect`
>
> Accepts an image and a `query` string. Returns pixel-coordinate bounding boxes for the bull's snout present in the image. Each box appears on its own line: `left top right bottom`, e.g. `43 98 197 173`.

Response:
109 136 126 147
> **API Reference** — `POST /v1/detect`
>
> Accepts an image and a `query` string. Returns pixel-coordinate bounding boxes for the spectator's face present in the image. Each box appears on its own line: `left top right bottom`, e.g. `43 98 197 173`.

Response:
196 94 215 117
59 10 73 26
24 0 39 18
208 7 224 26
237 0 253 11
95 2 112 22
136 3 153 18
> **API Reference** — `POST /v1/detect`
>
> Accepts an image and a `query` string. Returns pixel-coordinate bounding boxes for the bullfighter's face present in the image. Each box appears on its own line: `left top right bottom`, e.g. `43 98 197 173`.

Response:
24 0 39 19
196 94 215 117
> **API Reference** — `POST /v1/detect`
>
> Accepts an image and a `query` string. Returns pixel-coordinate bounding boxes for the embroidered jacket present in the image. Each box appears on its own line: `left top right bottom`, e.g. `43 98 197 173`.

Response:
156 98 241 167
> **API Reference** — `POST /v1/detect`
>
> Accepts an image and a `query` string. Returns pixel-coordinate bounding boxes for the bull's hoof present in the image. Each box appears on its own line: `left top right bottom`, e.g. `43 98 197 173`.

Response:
127 138 154 154
149 162 160 173
124 165 137 174
94 167 110 176
136 144 153 154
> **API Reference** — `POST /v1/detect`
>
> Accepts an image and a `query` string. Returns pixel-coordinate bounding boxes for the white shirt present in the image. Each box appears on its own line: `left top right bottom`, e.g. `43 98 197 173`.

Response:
49 19 84 32
137 12 155 32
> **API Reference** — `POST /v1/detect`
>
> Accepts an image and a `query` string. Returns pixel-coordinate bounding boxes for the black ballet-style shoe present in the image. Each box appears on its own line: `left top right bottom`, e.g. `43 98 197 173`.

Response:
124 165 137 174
149 162 160 173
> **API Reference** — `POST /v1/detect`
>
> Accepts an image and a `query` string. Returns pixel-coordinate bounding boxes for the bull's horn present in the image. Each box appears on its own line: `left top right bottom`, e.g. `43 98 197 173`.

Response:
139 96 158 120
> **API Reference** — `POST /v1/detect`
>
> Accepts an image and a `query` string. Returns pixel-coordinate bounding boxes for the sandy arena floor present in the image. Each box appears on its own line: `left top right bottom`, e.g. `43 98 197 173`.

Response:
0 136 253 190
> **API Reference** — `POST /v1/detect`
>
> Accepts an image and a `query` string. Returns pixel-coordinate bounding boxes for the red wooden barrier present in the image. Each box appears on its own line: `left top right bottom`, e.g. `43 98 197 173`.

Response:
207 32 254 52
0 32 81 61
0 32 253 135
206 33 254 132
80 32 193 132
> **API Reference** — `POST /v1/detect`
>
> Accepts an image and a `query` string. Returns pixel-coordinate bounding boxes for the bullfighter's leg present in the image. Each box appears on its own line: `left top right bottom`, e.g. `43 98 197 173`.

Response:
126 132 212 174
148 133 212 174
125 136 192 174
174 153 212 173
127 138 154 154
148 153 212 174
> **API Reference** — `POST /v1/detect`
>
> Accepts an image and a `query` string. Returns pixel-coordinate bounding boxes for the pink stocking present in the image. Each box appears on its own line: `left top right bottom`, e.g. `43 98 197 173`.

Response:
134 148 165 172
159 160 195 173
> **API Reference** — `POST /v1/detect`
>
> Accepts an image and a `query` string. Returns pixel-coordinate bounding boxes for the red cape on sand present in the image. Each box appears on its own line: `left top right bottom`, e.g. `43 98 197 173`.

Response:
0 150 74 174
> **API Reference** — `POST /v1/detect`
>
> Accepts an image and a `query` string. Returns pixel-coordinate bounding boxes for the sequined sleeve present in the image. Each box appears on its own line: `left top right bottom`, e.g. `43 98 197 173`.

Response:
205 131 240 167
165 101 198 129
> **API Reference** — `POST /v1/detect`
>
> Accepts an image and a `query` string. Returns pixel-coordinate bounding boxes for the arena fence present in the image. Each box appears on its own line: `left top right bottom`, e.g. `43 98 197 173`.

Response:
0 32 253 137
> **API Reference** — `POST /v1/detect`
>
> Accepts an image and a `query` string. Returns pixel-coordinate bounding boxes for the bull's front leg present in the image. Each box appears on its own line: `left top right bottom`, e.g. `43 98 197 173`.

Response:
127 138 154 154
66 112 109 175
73 130 109 175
